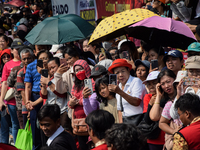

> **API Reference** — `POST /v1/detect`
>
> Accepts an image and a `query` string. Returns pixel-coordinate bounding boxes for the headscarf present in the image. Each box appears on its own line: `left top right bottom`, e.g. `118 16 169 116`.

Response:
73 59 91 78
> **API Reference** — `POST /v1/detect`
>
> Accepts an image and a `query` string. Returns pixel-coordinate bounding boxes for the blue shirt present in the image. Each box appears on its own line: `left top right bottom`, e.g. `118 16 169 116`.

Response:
24 59 41 92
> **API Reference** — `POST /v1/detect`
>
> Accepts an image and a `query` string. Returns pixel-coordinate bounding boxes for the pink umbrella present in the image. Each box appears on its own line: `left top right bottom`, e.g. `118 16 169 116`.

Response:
128 16 196 50
6 0 25 7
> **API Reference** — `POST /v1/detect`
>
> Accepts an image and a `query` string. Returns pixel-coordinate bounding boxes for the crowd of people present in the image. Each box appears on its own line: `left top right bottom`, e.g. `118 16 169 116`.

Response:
0 0 200 150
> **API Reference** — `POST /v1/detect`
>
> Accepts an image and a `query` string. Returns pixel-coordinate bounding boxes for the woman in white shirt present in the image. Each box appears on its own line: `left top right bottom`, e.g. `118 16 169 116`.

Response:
108 59 147 125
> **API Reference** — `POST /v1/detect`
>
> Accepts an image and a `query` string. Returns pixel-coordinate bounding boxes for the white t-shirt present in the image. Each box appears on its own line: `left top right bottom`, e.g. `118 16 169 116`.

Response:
116 75 147 117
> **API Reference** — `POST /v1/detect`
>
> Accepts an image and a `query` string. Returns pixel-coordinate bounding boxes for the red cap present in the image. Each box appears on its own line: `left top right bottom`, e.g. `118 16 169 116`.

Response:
159 0 165 4
0 49 12 66
108 59 132 74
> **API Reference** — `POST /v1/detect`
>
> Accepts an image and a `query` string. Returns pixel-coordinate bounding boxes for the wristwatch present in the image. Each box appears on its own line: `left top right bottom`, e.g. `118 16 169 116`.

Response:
47 81 53 86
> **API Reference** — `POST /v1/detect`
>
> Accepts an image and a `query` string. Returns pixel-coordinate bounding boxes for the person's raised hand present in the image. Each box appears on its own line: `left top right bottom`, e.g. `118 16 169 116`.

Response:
108 84 120 94
69 96 79 107
56 63 69 75
83 87 92 98
149 94 157 106
149 63 158 73
40 75 50 85
156 83 164 97
99 53 105 62
0 101 6 111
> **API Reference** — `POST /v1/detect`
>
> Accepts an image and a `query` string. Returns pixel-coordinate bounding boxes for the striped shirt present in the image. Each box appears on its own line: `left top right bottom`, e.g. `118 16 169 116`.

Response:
24 59 41 92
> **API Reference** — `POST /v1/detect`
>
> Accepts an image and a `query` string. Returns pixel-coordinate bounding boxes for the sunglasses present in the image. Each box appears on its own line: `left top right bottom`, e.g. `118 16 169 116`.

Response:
2 55 10 59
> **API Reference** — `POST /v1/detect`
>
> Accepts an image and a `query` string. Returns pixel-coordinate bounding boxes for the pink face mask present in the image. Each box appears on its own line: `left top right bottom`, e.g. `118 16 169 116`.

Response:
76 70 86 80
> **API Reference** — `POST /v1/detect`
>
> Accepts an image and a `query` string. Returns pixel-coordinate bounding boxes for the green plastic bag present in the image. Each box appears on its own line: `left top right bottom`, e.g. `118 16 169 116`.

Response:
15 120 33 150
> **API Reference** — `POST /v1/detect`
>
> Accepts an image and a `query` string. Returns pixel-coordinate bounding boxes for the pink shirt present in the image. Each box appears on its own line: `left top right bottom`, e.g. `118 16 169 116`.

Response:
1 60 21 105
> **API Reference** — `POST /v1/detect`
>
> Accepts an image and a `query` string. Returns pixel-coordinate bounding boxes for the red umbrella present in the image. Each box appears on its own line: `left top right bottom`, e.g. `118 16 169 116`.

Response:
6 0 25 7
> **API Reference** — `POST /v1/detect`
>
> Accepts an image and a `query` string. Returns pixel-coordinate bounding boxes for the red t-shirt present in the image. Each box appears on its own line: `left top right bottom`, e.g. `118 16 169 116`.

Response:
1 60 21 105
143 93 165 145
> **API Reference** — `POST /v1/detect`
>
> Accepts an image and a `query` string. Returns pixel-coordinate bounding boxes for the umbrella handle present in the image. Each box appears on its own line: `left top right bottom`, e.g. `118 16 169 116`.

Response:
149 29 154 41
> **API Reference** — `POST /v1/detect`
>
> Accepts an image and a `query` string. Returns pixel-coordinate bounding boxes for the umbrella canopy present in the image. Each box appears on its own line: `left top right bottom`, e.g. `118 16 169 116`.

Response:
25 14 95 45
88 8 158 45
6 0 25 7
128 16 196 50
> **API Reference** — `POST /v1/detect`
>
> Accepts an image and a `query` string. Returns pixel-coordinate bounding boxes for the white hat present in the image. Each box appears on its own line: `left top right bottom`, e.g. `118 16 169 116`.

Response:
53 52 63 59
50 44 62 53
143 71 160 84
174 71 187 83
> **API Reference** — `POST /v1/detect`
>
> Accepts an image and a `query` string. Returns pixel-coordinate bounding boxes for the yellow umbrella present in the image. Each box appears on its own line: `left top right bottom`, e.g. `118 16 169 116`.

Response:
88 8 159 44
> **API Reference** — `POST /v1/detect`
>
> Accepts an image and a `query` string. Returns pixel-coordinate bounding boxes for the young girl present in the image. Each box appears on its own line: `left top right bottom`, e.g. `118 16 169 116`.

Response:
95 75 119 123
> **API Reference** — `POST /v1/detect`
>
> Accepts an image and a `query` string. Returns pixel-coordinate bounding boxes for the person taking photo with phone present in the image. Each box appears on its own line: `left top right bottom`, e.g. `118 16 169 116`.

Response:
107 59 147 125
69 59 94 150
170 56 200 121
40 57 70 131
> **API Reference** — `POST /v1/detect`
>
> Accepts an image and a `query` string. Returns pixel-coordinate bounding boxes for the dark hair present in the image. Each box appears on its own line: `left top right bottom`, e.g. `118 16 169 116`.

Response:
74 71 84 92
157 69 176 99
85 110 115 140
48 57 60 66
148 46 165 56
0 35 9 43
107 47 118 52
40 146 65 150
135 64 149 78
95 18 103 25
120 41 139 61
95 75 115 106
37 104 60 122
105 124 145 150
157 69 176 83
175 93 200 117
62 45 80 59
37 50 53 59
81 51 95 66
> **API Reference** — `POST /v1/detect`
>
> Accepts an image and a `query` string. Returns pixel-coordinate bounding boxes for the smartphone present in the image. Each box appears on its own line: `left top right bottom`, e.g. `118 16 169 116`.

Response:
41 69 48 78
109 74 117 85
151 59 158 70
1 106 7 117
84 79 93 94
60 58 68 66
120 51 129 59
183 77 199 86
37 59 43 68
100 48 106 58
67 91 72 98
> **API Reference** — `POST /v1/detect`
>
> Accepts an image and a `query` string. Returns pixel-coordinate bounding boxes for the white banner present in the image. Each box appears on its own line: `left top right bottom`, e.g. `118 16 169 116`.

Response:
77 0 97 26
51 0 76 16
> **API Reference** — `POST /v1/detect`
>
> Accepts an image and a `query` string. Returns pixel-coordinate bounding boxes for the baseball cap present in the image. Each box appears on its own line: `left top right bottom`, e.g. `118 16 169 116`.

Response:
143 71 160 84
174 71 187 83
11 41 24 49
185 56 200 69
163 50 183 63
90 65 107 78
187 42 200 52
135 59 150 69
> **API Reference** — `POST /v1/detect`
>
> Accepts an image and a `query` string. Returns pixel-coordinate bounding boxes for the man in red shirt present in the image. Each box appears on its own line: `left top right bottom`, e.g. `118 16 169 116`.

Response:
173 93 200 150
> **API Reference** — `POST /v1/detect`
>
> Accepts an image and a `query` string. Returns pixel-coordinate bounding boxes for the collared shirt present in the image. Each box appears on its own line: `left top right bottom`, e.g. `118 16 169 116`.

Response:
185 87 200 96
116 75 147 117
46 126 64 146
24 59 41 92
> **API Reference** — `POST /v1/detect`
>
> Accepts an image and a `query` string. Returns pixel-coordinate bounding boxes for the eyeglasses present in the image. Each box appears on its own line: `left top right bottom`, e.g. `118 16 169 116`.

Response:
188 69 200 75
2 55 10 59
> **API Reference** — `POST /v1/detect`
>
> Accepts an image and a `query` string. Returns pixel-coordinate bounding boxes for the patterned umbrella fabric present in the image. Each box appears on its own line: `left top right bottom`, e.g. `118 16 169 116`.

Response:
128 16 197 50
88 8 158 45
25 14 95 45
